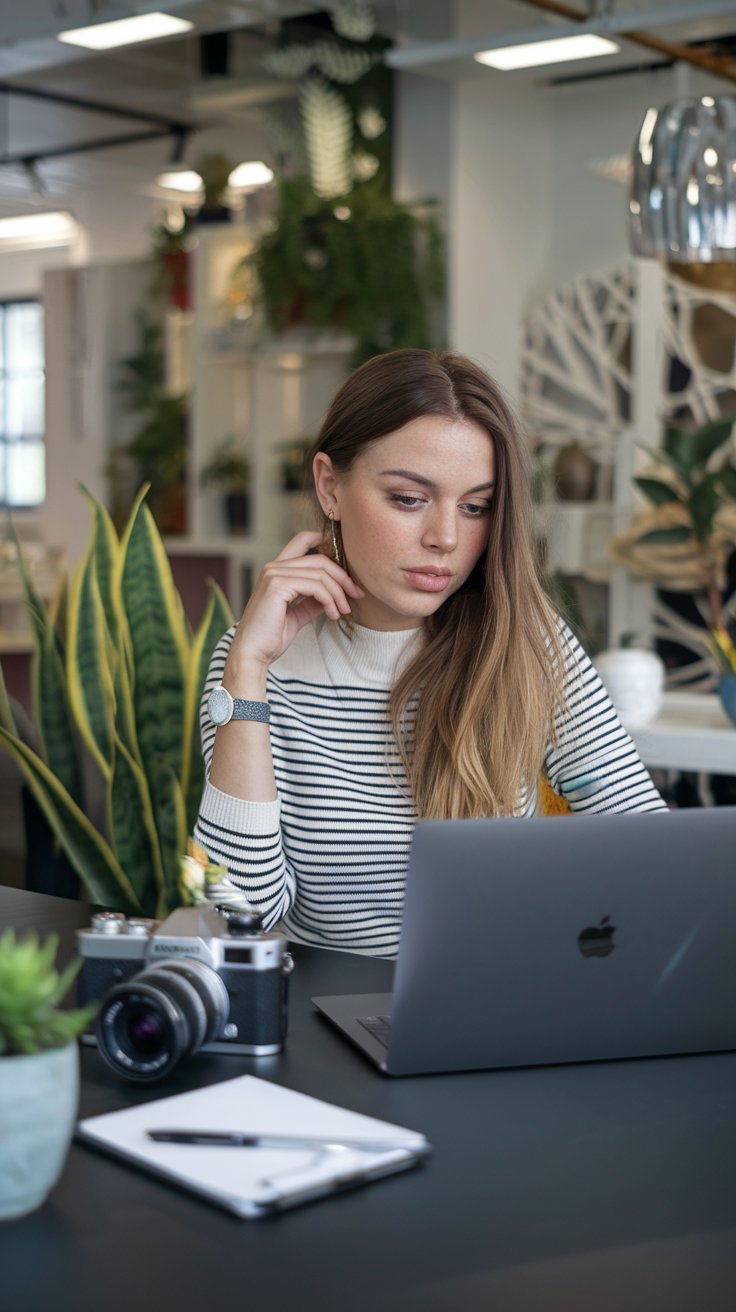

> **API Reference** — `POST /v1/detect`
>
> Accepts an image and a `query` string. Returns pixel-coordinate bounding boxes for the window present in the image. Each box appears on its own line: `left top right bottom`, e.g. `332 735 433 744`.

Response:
0 300 45 507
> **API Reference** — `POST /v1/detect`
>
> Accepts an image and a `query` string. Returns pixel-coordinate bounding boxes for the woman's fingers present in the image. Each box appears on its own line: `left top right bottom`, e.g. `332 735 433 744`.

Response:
265 546 364 599
232 535 365 668
267 567 353 619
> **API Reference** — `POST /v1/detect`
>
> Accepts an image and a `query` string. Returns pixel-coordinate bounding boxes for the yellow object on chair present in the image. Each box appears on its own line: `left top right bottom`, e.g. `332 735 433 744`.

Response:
538 775 572 816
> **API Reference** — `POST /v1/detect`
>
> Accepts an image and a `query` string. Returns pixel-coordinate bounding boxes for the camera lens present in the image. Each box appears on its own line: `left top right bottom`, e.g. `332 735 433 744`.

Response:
126 1007 166 1054
95 958 229 1082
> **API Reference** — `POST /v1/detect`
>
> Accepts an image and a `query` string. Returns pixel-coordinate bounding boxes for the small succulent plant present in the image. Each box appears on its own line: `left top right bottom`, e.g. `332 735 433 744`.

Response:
0 929 95 1056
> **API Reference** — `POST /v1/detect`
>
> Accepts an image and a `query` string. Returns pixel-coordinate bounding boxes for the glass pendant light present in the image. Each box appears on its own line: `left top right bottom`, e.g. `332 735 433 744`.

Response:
628 95 736 268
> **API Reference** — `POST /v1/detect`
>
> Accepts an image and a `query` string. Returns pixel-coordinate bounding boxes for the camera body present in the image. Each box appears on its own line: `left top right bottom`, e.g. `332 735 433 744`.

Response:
77 903 293 1082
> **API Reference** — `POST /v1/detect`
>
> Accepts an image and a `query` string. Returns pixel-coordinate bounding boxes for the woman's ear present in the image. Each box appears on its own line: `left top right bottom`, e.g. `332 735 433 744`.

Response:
312 452 338 517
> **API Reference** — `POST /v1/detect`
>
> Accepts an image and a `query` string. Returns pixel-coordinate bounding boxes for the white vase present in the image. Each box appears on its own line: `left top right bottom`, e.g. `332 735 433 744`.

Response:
0 1042 79 1221
593 648 665 732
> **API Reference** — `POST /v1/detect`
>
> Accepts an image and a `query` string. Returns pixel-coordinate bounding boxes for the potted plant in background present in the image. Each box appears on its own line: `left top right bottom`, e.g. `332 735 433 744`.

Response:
114 311 190 535
276 436 314 534
0 929 94 1220
0 485 233 918
151 216 193 312
200 440 251 535
610 417 736 720
193 152 234 224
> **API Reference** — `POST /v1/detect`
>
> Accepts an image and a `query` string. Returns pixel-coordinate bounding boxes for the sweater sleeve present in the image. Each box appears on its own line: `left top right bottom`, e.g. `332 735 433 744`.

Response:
544 623 668 814
192 627 297 928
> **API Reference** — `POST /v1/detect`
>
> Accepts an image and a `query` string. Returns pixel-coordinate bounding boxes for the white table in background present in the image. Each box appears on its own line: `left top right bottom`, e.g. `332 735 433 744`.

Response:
631 692 736 777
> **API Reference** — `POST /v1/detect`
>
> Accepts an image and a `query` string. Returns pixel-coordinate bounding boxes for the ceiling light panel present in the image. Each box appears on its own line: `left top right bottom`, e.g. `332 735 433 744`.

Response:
0 211 78 247
57 13 193 52
475 35 619 72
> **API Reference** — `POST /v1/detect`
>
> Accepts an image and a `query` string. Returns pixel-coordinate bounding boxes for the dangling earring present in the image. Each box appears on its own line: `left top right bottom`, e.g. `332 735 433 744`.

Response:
328 511 342 567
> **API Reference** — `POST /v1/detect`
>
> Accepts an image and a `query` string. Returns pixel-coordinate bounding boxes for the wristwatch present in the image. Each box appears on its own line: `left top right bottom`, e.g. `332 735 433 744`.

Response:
207 685 270 726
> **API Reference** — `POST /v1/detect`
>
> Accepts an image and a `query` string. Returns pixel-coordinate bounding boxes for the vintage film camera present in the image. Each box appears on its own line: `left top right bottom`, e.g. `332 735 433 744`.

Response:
77 903 293 1082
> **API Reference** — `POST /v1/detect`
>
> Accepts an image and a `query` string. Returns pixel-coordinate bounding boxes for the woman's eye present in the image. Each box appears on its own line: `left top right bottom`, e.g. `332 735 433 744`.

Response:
389 493 426 509
462 502 491 517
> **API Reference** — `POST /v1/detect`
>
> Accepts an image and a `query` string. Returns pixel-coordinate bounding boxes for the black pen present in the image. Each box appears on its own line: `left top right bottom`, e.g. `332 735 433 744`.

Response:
147 1128 429 1155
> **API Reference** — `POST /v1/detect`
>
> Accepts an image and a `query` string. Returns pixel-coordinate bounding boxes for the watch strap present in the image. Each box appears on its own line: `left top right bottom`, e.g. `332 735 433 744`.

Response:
231 698 270 724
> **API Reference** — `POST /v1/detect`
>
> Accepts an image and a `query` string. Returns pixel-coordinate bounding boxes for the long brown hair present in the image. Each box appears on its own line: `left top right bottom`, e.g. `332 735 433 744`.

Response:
312 349 567 818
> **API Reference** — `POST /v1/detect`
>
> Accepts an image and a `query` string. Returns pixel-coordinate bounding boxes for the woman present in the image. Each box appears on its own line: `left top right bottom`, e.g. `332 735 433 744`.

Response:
194 350 666 957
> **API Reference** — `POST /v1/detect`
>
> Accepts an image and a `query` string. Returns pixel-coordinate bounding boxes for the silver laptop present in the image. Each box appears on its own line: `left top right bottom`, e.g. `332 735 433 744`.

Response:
312 808 736 1075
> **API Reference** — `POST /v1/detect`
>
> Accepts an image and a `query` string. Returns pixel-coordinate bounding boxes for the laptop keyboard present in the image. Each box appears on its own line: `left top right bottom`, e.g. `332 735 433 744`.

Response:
358 1015 391 1047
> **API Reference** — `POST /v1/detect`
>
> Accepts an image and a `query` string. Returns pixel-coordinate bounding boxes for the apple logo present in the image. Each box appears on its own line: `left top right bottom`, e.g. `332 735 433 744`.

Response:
578 915 616 958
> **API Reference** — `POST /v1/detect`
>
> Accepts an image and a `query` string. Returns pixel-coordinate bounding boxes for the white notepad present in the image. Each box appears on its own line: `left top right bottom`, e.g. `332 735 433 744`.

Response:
76 1075 431 1218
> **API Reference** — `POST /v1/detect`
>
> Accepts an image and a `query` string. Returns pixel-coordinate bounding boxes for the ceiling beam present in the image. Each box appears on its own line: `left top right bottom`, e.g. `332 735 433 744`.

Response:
517 0 736 83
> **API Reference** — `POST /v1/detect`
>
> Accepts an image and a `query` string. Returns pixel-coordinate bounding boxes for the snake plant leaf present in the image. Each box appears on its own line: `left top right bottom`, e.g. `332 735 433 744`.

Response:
0 727 140 912
112 643 140 765
182 581 234 827
117 488 189 783
80 484 121 653
0 658 17 734
108 736 165 917
148 755 188 914
633 477 681 507
12 537 83 805
10 527 46 642
67 548 115 781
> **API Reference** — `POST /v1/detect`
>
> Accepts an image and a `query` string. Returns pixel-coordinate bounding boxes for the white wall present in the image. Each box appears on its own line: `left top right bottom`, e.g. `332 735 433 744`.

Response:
450 78 553 402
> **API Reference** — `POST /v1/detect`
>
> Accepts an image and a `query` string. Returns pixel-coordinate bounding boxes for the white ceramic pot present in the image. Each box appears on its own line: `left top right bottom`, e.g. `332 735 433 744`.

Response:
0 1042 79 1221
593 648 665 732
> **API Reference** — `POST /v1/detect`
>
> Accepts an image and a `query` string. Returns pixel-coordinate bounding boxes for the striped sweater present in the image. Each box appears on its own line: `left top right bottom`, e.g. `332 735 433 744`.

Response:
194 618 667 958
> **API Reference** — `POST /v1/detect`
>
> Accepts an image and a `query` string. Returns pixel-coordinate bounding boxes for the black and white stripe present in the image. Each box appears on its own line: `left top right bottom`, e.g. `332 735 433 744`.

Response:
194 619 666 958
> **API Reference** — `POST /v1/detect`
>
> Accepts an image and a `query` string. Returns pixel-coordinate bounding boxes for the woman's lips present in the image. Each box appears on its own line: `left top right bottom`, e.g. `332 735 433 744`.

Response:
403 568 453 593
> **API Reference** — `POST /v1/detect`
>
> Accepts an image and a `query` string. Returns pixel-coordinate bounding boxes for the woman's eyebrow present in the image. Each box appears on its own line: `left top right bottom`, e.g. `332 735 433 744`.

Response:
378 468 495 494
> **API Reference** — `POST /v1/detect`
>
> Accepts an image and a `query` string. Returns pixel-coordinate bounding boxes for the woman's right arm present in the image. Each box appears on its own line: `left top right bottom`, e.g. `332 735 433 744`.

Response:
193 531 363 924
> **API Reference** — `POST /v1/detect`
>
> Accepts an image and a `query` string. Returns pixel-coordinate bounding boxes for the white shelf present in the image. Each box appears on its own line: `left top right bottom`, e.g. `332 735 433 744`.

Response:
0 631 34 655
163 536 284 558
534 501 614 582
630 692 736 775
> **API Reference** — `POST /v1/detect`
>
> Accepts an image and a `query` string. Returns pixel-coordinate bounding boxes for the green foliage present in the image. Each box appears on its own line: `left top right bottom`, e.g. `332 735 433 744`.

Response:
634 419 735 545
278 437 314 491
0 929 95 1056
626 417 736 630
200 440 250 490
248 177 445 366
115 311 189 498
193 152 233 209
0 487 233 917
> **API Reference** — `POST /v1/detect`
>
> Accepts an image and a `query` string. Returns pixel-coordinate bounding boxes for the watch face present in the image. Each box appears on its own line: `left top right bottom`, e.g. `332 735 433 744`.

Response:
208 687 232 725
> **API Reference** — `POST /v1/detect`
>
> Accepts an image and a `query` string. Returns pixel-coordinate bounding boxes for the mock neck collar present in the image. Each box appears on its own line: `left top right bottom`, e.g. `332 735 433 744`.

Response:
317 617 422 687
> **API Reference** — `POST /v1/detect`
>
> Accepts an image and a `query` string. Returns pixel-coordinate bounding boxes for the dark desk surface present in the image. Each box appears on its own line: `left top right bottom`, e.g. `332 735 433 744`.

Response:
2 885 736 1312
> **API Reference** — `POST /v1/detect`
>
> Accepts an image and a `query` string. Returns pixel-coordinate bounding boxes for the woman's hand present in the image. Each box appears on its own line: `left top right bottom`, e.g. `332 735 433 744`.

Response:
228 531 364 675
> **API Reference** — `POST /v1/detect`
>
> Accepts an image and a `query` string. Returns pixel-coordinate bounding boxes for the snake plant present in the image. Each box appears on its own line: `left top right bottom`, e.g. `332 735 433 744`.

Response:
0 486 232 917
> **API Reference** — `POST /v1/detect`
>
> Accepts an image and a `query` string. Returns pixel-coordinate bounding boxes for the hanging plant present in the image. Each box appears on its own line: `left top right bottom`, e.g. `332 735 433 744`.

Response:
247 176 444 366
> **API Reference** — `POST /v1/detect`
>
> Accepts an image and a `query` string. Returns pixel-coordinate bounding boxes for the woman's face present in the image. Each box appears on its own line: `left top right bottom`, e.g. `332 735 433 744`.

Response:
314 415 496 631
